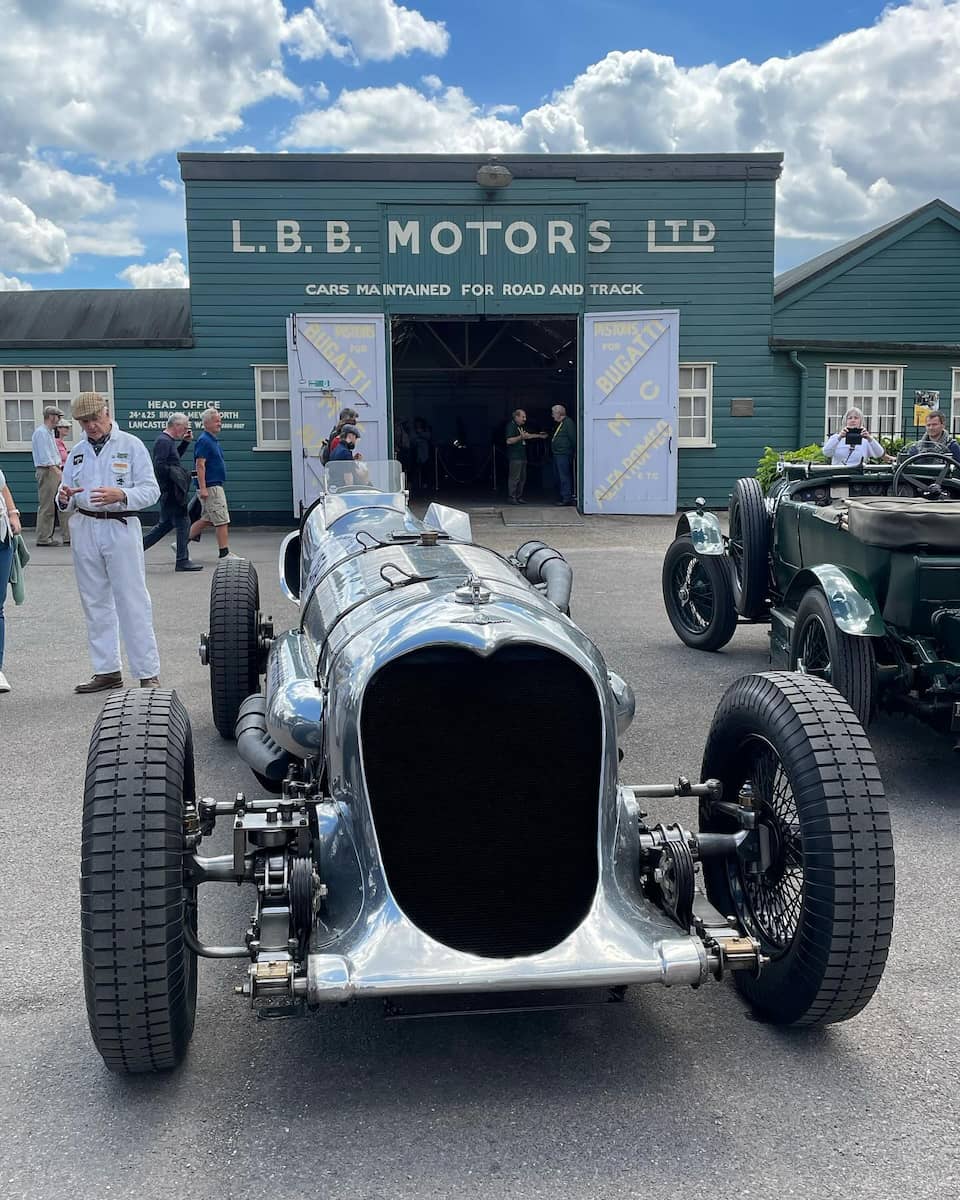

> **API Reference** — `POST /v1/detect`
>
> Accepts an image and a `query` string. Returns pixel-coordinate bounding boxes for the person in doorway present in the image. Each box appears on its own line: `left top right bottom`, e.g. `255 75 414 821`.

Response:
412 417 432 492
906 410 960 464
188 408 233 559
504 408 544 504
55 391 162 691
321 407 358 465
0 467 24 693
142 412 202 571
821 407 885 466
54 421 73 545
31 406 65 546
329 424 362 462
550 404 577 506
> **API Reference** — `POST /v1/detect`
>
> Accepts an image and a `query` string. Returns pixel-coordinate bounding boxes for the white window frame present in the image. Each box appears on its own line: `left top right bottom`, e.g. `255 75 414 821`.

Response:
951 368 960 436
677 362 714 447
252 364 291 450
1 365 115 451
824 363 902 440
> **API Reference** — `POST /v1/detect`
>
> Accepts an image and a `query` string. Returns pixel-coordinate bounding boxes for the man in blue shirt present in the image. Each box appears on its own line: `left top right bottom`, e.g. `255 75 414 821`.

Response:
329 424 361 461
188 408 232 559
31 405 65 546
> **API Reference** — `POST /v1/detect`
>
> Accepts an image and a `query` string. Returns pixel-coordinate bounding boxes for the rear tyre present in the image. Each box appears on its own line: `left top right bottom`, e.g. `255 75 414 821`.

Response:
662 534 738 651
699 672 894 1027
81 689 198 1073
728 478 770 619
208 557 260 738
791 588 875 726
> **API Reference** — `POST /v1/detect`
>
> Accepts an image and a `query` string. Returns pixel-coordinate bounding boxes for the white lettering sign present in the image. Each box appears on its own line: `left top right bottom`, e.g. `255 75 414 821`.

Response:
231 215 718 257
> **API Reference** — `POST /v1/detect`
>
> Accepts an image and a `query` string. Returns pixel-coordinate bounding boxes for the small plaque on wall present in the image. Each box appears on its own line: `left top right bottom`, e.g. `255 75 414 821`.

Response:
730 397 755 417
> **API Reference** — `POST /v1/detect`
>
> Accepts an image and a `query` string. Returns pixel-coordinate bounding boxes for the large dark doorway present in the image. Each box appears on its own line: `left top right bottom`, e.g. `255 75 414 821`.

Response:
391 316 577 506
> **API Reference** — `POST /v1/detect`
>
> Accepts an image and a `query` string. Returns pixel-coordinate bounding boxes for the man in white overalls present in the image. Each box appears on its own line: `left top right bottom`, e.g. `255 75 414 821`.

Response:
56 392 163 691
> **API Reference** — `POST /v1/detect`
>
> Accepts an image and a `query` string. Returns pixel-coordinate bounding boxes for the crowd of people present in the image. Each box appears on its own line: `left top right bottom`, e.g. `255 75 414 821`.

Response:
0 393 234 695
1 393 956 698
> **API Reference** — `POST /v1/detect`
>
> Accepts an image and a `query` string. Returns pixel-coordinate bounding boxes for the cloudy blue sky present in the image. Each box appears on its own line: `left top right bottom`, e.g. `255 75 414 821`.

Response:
2 0 958 291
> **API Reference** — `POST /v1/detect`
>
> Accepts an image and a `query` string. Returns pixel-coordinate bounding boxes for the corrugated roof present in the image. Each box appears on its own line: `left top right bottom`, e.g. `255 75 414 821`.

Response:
0 288 193 349
774 198 960 300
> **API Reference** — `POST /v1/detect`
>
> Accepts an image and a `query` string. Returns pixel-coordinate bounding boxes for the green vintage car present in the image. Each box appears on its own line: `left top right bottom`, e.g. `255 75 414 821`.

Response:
662 452 960 743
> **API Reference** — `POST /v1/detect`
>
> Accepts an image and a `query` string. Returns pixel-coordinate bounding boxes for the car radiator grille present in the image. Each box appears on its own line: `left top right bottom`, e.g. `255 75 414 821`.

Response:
360 647 602 958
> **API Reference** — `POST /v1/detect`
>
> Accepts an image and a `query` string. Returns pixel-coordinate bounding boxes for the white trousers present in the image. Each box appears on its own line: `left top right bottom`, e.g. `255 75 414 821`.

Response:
71 513 161 679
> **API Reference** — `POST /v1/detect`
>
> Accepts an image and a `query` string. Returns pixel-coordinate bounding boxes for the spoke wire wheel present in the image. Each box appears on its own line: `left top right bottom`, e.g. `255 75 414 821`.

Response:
699 672 894 1026
725 738 804 953
727 478 770 619
791 589 875 727
661 534 737 651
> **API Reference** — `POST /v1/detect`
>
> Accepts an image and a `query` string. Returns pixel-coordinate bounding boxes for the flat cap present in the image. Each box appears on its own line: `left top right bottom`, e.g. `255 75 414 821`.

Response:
42 405 64 420
340 424 360 437
73 391 108 421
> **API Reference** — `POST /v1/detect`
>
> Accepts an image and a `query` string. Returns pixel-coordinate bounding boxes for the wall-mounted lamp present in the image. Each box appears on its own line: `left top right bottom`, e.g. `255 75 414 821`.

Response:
476 160 513 191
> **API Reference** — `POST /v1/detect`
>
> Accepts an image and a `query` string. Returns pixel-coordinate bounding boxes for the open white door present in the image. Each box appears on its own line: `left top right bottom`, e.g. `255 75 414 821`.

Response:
286 313 389 513
582 310 679 515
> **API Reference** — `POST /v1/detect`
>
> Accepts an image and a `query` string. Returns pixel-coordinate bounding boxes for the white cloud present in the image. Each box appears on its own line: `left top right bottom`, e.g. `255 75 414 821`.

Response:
68 220 145 258
282 1 960 242
0 196 71 273
0 1 299 166
118 249 189 289
158 176 182 195
311 83 330 102
285 0 448 63
284 84 517 152
421 74 442 92
13 159 116 220
0 273 33 291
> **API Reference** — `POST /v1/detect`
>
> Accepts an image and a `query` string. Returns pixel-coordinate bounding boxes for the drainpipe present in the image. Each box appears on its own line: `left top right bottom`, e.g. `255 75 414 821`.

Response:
789 350 808 446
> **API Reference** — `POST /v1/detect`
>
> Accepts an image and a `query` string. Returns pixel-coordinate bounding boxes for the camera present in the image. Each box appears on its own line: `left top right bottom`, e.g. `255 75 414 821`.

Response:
844 427 864 446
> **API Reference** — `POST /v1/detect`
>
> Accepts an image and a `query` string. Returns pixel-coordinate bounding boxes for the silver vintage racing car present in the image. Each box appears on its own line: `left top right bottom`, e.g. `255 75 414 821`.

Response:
80 460 895 1073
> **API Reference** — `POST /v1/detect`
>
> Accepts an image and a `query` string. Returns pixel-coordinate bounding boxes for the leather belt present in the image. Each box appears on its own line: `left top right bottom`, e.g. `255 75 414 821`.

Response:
77 507 139 524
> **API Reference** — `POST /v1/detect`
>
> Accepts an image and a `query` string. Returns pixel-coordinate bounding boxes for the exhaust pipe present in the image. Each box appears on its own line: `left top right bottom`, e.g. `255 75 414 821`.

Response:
235 693 291 784
515 540 573 615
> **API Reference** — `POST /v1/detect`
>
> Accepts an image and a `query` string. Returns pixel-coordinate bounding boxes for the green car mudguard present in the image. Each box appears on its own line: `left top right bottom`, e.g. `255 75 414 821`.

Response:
783 564 886 637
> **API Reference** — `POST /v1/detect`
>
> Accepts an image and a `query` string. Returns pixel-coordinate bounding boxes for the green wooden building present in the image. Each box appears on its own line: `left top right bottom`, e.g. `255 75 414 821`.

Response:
771 198 960 449
0 152 791 518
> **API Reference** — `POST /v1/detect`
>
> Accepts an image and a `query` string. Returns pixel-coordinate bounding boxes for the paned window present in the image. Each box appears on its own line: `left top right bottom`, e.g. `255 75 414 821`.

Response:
254 366 291 448
678 363 713 446
825 365 901 439
0 366 114 450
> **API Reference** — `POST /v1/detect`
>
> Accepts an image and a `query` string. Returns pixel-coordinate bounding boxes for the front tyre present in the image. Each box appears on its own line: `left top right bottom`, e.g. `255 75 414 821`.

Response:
662 534 738 651
81 689 198 1073
700 672 894 1026
208 556 260 738
791 588 875 726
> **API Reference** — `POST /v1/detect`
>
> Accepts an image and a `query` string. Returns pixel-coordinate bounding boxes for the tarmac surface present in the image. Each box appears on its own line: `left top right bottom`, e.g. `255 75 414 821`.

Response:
1 509 957 1200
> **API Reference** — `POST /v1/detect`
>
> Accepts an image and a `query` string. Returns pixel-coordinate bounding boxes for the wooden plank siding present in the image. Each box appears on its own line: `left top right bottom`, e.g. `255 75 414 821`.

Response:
773 212 960 450
1 162 791 514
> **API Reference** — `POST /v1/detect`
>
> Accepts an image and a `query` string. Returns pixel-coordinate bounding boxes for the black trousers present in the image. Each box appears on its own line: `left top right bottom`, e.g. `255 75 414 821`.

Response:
142 494 191 565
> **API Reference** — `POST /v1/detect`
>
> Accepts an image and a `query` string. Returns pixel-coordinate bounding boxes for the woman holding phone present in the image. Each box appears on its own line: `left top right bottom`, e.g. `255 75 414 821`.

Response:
822 407 885 466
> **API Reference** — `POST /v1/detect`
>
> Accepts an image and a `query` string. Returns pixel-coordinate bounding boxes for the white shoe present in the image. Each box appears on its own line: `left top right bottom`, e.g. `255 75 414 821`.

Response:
0 670 10 693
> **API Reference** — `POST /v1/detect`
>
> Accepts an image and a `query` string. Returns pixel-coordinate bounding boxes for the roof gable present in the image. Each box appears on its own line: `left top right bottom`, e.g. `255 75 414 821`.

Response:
774 198 960 311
